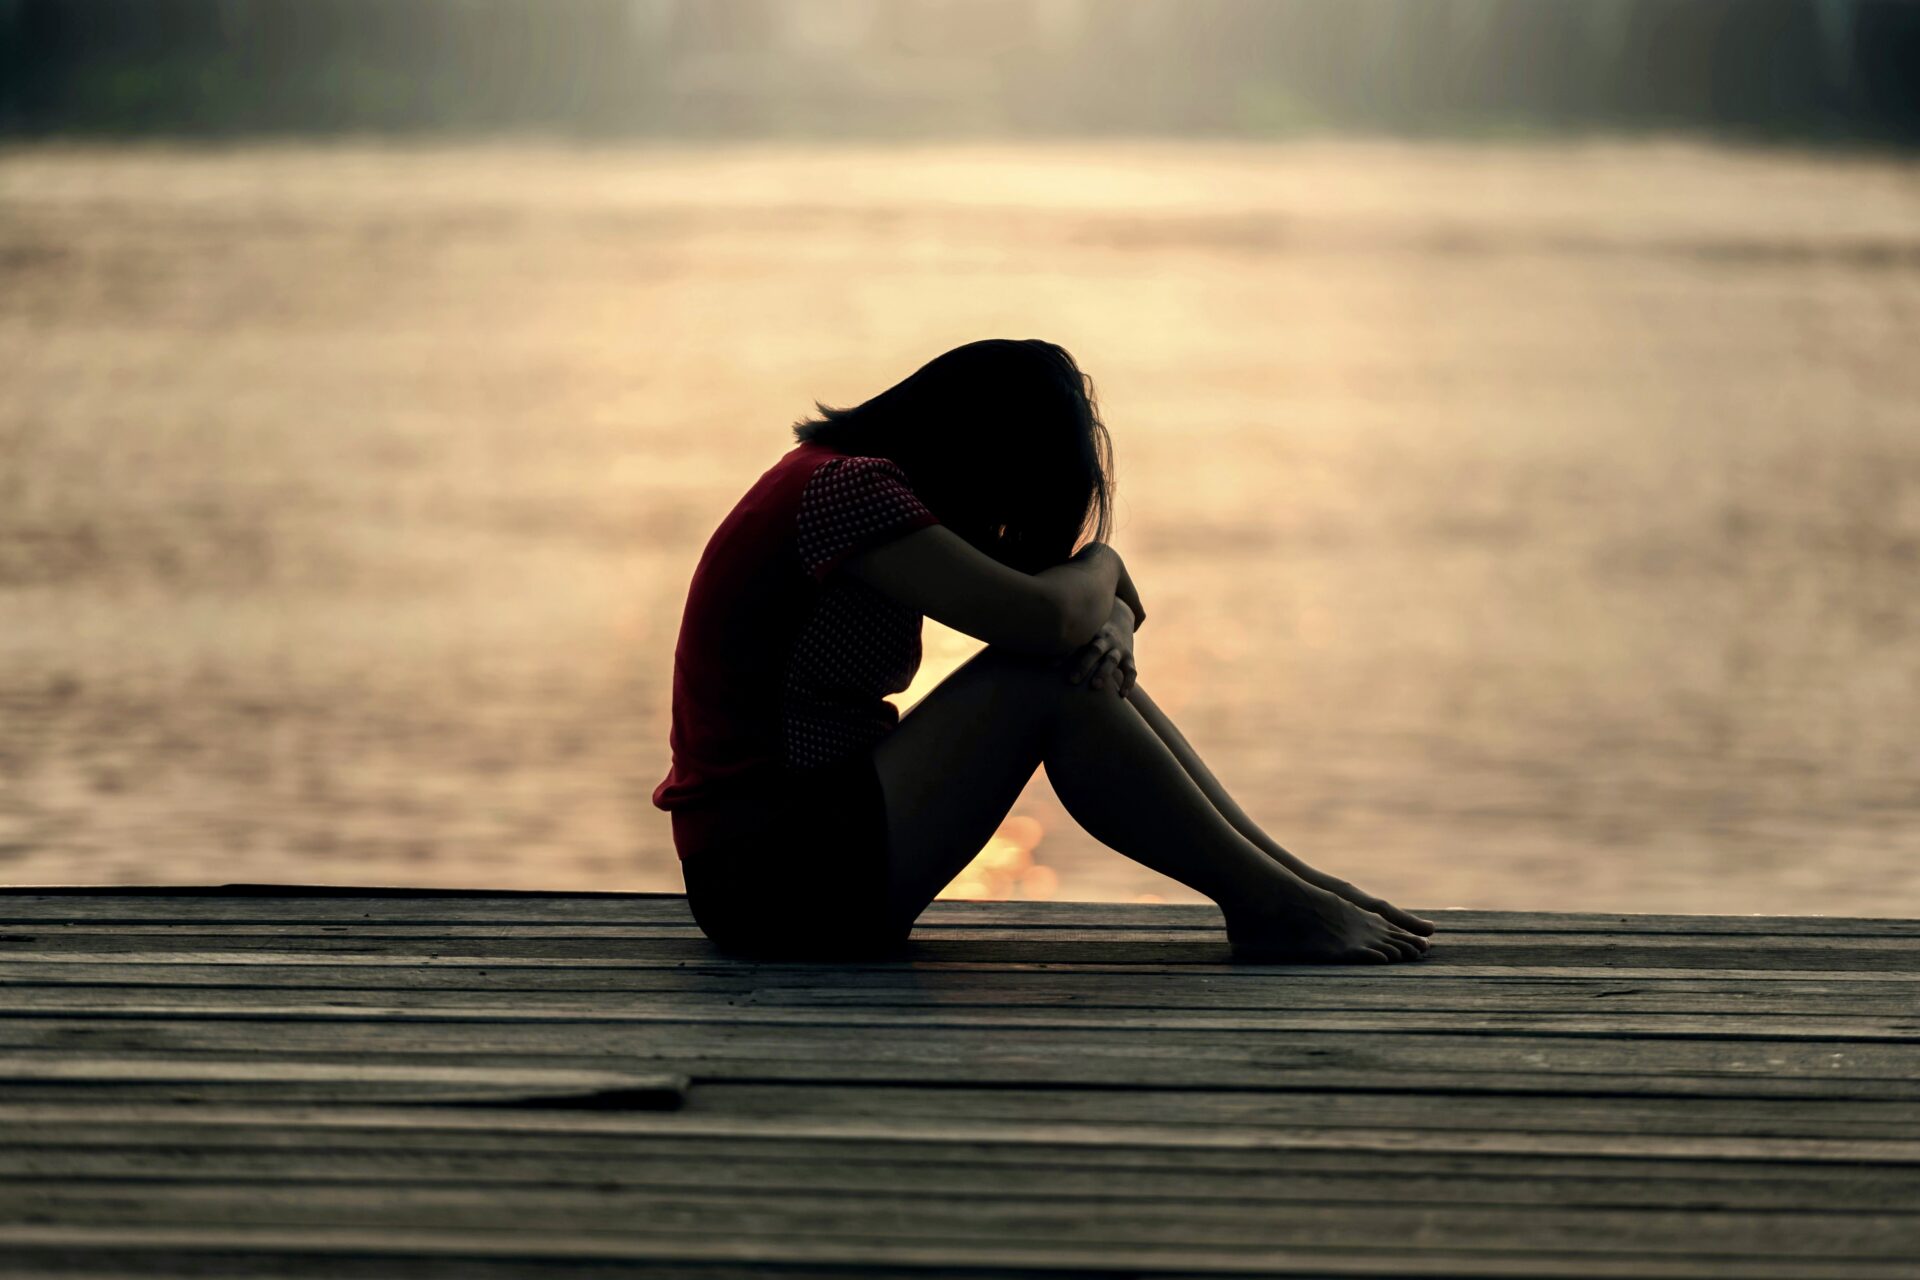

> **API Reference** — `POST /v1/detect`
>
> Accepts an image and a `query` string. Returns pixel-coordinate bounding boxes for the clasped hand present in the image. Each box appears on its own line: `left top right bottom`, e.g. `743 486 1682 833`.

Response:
1066 597 1137 697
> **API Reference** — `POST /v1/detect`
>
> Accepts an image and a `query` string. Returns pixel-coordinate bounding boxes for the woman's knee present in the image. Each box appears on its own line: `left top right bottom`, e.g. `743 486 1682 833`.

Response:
971 643 1068 673
967 644 1126 727
969 644 1087 695
962 645 1079 708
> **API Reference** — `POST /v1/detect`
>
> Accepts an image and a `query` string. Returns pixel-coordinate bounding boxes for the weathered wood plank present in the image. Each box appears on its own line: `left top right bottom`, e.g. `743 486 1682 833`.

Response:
8 948 1918 985
4 1223 1917 1280
4 934 1918 978
5 965 1915 1016
8 922 1920 959
8 1077 1919 1140
689 1082 1920 1141
1 1051 1916 1104
6 1144 1915 1213
0 1057 683 1108
7 1117 1916 1193
5 1102 1918 1165
6 1016 1920 1095
936 903 1920 939
4 891 1917 939
9 975 1919 1023
13 1184 1920 1273
3 994 1916 1044
9 923 1920 957
4 1181 1918 1261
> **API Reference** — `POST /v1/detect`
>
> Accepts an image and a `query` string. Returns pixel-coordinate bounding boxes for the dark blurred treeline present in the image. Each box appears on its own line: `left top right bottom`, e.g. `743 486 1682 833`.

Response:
3 0 1918 145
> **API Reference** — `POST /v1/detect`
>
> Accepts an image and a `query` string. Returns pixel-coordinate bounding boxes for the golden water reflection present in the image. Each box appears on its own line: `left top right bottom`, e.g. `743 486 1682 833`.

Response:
937 814 1054 902
4 141 1918 914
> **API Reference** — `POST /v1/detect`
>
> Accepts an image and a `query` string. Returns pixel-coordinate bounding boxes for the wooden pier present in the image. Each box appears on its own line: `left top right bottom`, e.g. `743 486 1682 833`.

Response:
0 888 1916 1276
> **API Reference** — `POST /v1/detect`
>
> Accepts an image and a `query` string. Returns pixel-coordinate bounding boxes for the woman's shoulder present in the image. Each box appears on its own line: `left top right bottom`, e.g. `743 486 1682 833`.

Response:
794 443 916 483
768 439 870 485
735 440 838 505
748 443 927 532
764 441 912 496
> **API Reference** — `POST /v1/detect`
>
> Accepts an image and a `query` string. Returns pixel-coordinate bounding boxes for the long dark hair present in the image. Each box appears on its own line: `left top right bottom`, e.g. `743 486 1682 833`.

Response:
791 339 1114 574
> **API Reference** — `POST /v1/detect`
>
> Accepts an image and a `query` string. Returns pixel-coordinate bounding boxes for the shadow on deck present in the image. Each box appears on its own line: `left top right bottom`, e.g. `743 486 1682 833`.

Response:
0 888 1916 1276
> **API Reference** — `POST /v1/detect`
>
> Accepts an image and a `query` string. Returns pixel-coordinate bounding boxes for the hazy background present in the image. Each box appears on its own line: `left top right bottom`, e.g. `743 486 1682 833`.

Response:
4 0 1918 914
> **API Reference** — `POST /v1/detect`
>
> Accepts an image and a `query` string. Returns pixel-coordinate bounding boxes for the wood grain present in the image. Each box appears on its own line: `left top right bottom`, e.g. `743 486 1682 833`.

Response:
1 889 1914 1277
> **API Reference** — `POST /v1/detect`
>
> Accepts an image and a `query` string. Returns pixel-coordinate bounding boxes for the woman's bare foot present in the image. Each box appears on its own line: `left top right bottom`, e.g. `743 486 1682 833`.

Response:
1309 876 1437 938
1224 886 1431 964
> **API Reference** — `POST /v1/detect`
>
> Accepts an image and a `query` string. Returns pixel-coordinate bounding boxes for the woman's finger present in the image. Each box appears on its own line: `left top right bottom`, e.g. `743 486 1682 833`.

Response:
1068 636 1110 684
1091 646 1125 692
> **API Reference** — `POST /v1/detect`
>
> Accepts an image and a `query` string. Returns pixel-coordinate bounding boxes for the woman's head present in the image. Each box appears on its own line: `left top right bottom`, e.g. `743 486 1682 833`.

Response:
792 339 1114 573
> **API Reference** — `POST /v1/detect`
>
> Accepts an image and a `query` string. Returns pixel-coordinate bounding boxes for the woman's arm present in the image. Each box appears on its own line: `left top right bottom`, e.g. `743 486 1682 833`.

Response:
1114 557 1146 631
840 526 1123 655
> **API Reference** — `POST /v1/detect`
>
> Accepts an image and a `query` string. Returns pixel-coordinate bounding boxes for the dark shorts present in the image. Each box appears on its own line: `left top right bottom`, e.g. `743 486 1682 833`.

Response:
672 752 909 960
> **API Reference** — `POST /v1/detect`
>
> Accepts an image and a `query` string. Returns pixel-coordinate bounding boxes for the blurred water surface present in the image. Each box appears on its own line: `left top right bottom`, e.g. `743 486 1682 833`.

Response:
3 141 1917 913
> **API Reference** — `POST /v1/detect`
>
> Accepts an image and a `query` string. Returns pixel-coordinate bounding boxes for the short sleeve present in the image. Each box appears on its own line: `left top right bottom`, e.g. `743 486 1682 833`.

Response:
795 456 941 582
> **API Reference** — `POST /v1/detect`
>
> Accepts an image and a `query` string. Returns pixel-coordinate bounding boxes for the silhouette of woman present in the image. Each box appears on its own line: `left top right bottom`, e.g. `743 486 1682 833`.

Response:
652 339 1434 961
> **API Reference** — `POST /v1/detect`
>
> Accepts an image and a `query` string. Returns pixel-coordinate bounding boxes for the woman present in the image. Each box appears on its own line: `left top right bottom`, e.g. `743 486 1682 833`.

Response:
652 338 1434 962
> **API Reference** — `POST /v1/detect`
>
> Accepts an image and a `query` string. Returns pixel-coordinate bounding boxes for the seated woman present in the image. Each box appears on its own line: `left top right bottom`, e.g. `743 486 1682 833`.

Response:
652 338 1434 963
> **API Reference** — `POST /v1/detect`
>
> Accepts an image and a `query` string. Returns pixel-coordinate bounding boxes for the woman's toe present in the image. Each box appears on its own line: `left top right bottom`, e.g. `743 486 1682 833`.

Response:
1393 909 1434 936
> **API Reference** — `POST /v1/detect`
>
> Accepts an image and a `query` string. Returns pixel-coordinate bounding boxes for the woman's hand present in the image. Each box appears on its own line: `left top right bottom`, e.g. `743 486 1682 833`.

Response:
1066 597 1137 697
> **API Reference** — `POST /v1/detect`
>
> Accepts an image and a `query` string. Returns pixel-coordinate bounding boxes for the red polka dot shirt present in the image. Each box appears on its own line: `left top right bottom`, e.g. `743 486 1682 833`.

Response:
651 441 941 826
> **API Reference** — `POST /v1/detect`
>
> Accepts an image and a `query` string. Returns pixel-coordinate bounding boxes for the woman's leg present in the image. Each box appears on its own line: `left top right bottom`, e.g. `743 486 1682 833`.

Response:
1126 684 1435 937
871 646 1427 962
